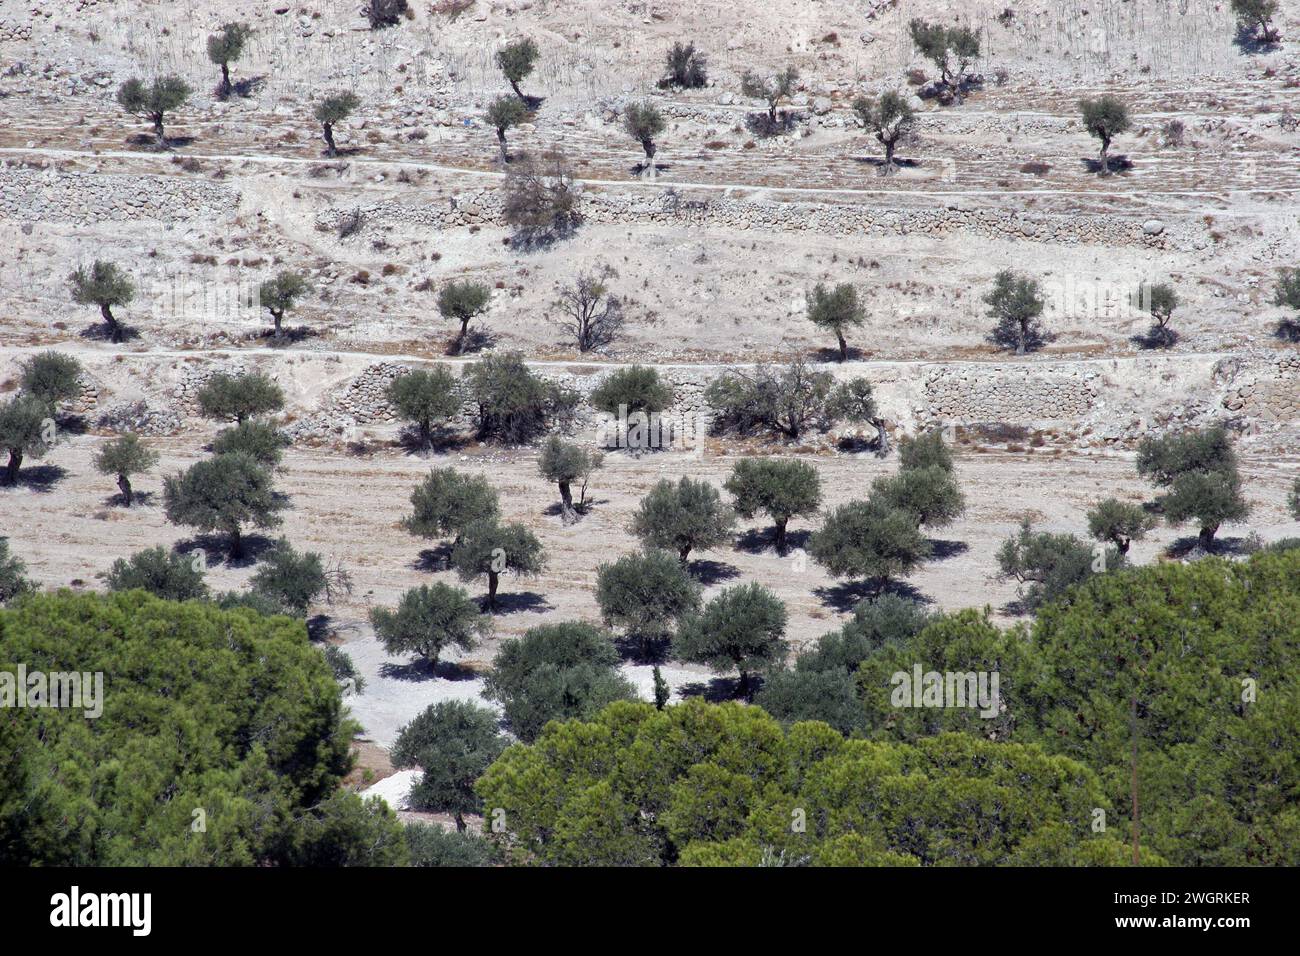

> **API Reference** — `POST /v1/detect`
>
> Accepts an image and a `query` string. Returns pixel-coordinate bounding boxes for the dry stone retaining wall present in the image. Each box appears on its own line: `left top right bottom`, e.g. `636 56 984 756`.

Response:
0 164 240 223
316 185 1178 248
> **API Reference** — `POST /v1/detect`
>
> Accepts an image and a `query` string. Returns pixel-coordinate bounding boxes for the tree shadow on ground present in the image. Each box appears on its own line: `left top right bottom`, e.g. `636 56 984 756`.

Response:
927 539 969 561
261 325 320 346
103 489 156 509
1164 534 1254 560
1131 326 1179 350
78 322 141 344
6 464 69 493
397 429 472 457
814 578 930 613
678 674 760 703
613 632 672 665
687 558 742 585
1233 26 1282 54
126 133 197 150
412 544 454 572
735 528 811 555
1274 319 1300 343
482 591 552 615
507 220 582 252
813 344 868 363
999 594 1036 618
227 75 268 99
836 433 889 457
379 657 480 683
444 327 495 356
849 156 922 175
541 498 605 520
174 532 277 569
1080 155 1134 175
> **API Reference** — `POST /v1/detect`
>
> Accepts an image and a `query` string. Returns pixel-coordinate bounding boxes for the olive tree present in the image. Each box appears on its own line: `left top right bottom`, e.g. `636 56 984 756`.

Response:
450 520 545 610
996 519 1112 611
705 358 833 440
595 549 701 659
496 37 540 100
370 582 490 666
250 539 334 615
117 75 191 147
197 371 285 424
258 271 310 339
93 433 158 506
484 622 635 742
463 352 576 443
853 90 916 175
438 280 492 355
403 468 499 545
211 420 290 468
0 395 52 486
1134 281 1178 348
0 539 35 606
828 377 890 454
631 476 735 564
908 19 981 104
207 22 252 98
553 265 624 352
386 367 460 447
390 701 507 830
486 95 528 165
314 92 360 157
1079 95 1131 175
106 546 208 601
1136 425 1250 550
985 269 1046 354
806 282 865 361
501 149 580 244
1271 266 1300 342
871 465 964 531
537 434 602 521
69 260 134 343
740 66 799 130
19 351 82 410
898 429 954 473
589 365 674 418
1231 0 1281 44
808 498 931 592
624 102 666 179
673 582 789 699
724 457 822 554
162 452 285 558
1086 498 1156 555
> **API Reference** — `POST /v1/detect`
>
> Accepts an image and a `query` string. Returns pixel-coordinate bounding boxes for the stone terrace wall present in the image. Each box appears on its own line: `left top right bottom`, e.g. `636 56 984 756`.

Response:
0 164 240 223
315 185 1179 248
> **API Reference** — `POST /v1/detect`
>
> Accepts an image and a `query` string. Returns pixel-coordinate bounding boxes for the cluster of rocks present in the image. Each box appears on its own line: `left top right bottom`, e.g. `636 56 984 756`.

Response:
1222 354 1300 423
0 165 240 225
95 400 184 436
0 19 31 42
